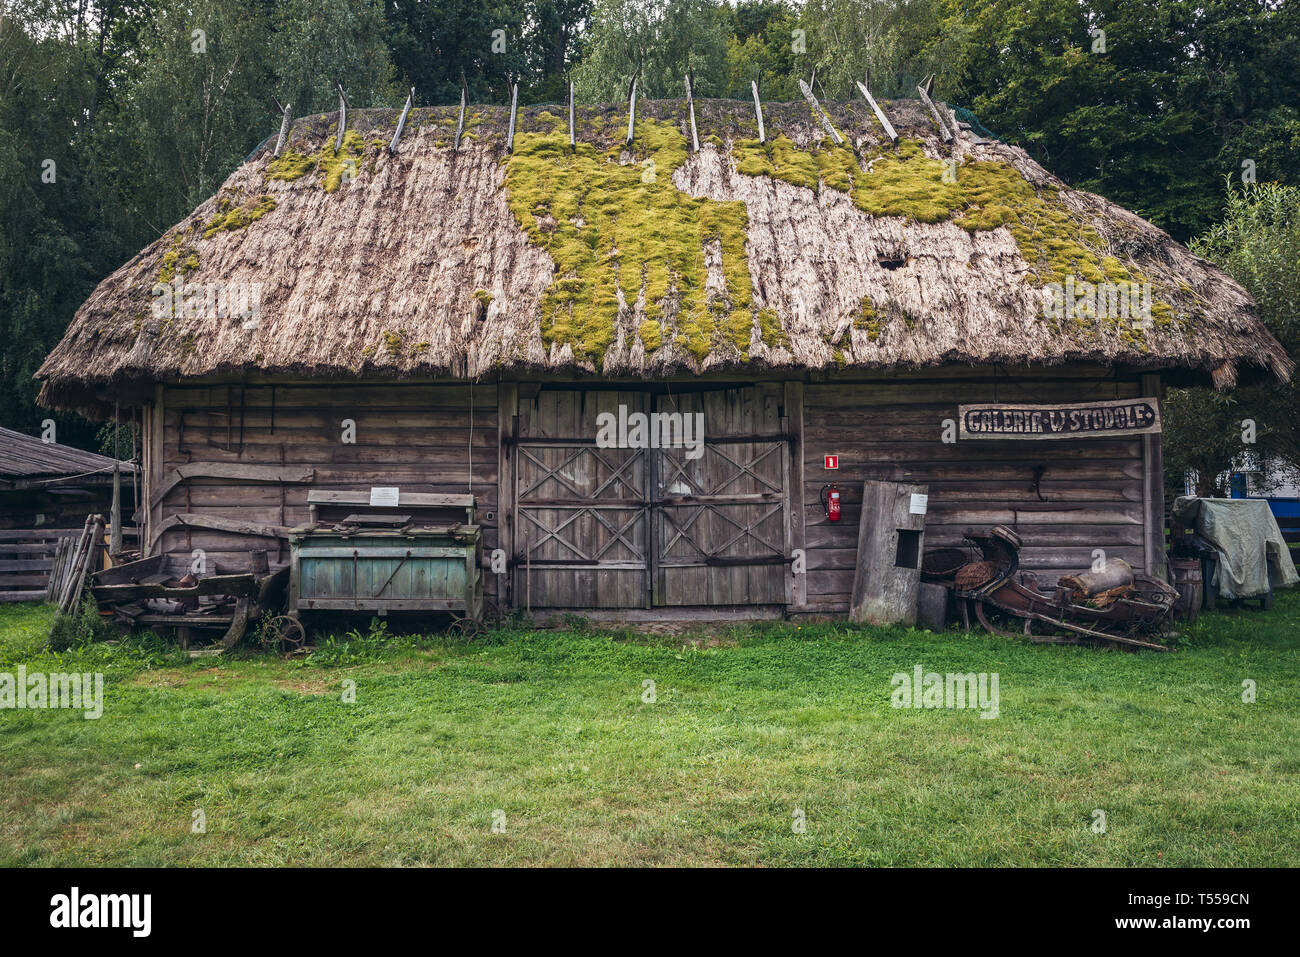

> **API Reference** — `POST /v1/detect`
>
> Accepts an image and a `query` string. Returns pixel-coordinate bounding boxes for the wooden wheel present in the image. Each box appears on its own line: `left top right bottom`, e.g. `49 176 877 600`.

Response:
263 614 306 653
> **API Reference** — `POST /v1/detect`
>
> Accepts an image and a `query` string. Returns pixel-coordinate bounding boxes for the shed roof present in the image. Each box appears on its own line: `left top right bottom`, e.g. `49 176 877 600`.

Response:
0 427 134 488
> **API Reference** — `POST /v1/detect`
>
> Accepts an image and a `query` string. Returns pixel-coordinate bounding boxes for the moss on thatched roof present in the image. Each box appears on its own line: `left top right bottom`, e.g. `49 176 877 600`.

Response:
37 97 1291 416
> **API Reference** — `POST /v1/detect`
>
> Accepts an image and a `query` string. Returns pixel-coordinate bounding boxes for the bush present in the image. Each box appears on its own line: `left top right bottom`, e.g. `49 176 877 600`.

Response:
48 596 119 652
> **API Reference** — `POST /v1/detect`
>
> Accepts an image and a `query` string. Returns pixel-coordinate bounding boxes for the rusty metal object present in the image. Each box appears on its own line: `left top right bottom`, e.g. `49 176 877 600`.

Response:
955 527 1177 651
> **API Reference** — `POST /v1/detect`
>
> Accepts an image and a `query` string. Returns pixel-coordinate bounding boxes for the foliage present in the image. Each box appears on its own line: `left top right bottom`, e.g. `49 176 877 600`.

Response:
48 596 122 652
1166 181 1300 496
574 0 730 100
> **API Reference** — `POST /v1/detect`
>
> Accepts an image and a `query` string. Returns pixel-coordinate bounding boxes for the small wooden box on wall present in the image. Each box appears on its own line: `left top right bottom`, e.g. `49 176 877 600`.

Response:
849 480 929 626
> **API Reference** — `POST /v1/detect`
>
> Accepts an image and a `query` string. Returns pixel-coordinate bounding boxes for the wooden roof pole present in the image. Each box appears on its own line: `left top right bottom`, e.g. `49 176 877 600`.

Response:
568 79 575 148
455 73 468 150
685 71 699 152
505 79 519 153
625 73 638 145
799 78 842 145
855 79 897 144
752 79 765 143
335 82 349 152
272 98 292 157
916 74 953 144
389 86 415 153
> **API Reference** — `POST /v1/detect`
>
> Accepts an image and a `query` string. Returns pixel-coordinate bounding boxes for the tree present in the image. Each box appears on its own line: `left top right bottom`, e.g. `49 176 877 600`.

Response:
1164 181 1300 497
573 0 729 100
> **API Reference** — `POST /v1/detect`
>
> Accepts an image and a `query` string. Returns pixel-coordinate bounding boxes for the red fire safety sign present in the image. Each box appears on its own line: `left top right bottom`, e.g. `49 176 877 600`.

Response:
824 455 839 469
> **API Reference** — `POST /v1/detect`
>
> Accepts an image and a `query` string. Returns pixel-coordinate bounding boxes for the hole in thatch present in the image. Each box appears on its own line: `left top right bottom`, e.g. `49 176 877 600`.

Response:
877 254 907 270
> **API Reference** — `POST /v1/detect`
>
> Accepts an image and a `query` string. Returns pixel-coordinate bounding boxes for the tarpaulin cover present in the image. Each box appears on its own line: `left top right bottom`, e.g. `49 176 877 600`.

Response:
1171 497 1299 599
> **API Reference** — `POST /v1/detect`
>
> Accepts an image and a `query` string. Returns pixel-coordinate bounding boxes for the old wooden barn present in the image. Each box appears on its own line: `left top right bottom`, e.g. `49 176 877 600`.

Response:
35 94 1292 623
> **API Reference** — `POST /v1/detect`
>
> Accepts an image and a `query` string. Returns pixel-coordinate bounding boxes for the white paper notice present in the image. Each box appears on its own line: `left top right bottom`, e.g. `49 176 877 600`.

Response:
909 493 928 515
369 487 400 508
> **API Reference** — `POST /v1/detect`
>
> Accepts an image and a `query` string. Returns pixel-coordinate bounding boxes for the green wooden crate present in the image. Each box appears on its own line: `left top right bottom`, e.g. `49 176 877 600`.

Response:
289 525 482 618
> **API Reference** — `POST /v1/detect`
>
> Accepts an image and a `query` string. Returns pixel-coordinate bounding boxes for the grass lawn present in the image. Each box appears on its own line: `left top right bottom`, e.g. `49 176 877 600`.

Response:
1 594 1298 866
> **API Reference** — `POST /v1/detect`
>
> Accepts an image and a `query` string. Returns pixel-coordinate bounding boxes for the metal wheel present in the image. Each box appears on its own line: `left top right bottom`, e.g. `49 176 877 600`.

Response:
973 600 1032 639
448 615 485 639
263 614 306 654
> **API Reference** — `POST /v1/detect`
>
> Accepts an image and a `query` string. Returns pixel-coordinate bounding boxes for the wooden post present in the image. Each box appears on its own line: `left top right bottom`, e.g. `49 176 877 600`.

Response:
455 74 468 149
685 72 699 152
272 99 292 157
751 80 765 143
389 86 415 153
1141 374 1166 579
799 79 842 145
849 480 929 626
625 75 638 145
335 83 349 153
148 384 164 556
855 80 897 144
110 403 122 557
916 75 953 144
506 82 519 153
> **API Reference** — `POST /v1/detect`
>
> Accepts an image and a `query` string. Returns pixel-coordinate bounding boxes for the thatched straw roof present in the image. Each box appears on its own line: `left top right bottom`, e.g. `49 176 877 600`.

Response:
38 97 1291 416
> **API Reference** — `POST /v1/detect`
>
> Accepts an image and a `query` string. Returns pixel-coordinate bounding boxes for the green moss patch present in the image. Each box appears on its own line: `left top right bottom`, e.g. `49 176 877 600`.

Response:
505 118 758 365
731 135 1167 338
267 129 367 193
203 194 276 238
156 233 199 284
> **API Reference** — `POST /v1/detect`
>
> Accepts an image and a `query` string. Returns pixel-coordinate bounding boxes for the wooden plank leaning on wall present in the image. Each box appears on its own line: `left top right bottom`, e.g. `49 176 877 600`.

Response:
1141 373 1167 579
784 381 805 610
497 381 517 612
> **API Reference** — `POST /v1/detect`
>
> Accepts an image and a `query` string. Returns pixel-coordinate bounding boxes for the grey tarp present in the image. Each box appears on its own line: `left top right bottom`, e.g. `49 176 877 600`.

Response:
1171 497 1299 600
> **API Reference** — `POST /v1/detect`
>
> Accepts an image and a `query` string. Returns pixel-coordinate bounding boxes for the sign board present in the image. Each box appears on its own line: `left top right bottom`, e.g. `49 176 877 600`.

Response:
369 486 400 508
958 398 1160 440
909 493 928 515
824 455 839 469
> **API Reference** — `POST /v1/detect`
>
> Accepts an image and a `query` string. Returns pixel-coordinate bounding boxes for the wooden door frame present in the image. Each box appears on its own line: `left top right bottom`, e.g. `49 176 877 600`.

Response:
500 381 803 611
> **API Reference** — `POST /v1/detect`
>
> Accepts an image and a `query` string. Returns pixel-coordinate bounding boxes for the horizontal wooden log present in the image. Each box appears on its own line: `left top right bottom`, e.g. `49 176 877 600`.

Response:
0 559 56 572
307 490 476 507
0 574 51 586
150 464 316 510
0 529 82 541
150 513 291 548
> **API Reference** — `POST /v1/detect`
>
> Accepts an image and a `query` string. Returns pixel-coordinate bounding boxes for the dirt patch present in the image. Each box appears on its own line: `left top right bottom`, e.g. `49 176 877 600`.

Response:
130 670 189 688
272 679 333 695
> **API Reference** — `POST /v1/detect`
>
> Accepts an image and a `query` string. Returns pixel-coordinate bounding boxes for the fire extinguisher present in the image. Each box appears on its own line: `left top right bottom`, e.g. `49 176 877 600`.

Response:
821 483 842 522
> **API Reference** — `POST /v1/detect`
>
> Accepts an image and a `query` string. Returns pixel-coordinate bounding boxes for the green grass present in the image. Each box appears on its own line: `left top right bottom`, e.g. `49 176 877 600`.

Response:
1 594 1298 866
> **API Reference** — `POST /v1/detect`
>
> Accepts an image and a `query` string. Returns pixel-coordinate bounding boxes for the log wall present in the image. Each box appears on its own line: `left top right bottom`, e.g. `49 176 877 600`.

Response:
149 382 500 601
797 372 1156 614
142 370 1159 618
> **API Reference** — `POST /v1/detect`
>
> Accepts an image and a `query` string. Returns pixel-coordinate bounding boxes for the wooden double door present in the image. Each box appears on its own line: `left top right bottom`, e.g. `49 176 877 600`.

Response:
511 386 792 608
